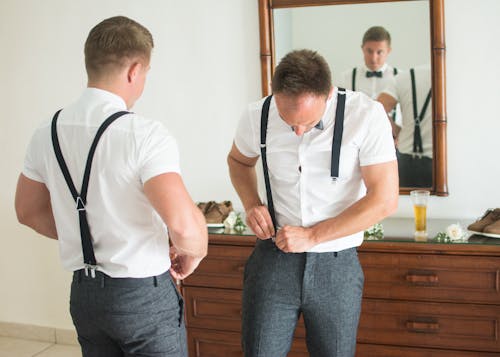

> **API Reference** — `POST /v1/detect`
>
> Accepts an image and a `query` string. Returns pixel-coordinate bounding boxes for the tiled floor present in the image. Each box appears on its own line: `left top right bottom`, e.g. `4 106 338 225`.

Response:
0 337 81 357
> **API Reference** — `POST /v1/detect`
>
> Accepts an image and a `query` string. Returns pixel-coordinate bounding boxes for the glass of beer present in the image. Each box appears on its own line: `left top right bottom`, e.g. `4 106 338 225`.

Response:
410 190 430 240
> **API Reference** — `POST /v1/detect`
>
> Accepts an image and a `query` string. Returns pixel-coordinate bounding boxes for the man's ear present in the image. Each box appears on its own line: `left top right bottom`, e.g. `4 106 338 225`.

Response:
127 62 141 83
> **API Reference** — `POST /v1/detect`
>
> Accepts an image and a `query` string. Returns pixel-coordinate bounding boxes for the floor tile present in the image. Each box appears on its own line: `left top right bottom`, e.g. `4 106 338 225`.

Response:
0 337 52 357
34 344 82 357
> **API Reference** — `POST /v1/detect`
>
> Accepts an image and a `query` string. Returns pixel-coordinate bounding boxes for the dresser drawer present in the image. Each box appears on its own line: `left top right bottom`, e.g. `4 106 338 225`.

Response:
184 286 306 337
358 299 500 352
183 245 254 289
356 343 500 357
359 252 500 304
187 328 308 357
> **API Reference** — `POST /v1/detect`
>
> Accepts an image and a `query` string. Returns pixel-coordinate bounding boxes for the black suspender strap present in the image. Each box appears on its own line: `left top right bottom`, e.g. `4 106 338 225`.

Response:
260 95 278 233
259 89 347 232
51 110 130 277
331 88 346 180
410 68 432 155
393 67 398 76
351 68 357 91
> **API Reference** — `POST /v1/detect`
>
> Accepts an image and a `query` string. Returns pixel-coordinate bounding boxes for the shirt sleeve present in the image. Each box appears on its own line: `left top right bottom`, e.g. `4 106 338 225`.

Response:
359 101 397 166
234 105 260 158
139 122 181 183
22 129 46 183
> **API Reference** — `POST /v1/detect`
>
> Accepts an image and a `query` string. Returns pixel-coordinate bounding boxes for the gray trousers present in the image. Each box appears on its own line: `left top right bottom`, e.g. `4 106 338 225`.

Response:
242 239 364 357
70 269 187 357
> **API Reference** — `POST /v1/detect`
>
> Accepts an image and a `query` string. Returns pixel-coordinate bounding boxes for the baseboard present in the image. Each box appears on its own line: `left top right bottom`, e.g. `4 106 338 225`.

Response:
0 321 78 345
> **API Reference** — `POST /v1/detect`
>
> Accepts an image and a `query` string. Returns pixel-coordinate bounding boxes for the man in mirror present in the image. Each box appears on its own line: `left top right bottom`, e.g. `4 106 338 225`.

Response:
227 49 398 356
336 26 401 139
378 64 432 187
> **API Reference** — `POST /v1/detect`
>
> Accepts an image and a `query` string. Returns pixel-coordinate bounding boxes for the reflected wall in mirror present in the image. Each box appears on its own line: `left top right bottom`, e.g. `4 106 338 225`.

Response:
258 0 448 196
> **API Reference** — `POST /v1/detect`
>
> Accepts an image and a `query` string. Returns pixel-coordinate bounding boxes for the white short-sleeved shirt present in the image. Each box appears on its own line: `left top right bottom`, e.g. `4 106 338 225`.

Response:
234 88 396 252
23 88 180 278
381 64 432 158
336 63 403 126
336 64 398 99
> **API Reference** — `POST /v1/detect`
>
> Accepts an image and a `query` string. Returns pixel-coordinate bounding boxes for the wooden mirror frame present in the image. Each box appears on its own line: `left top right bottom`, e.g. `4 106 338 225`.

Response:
258 0 448 196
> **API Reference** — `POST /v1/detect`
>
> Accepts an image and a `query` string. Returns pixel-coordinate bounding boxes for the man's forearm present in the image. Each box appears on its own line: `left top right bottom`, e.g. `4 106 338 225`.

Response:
21 208 58 239
309 190 397 244
309 161 399 245
169 208 208 258
227 156 262 211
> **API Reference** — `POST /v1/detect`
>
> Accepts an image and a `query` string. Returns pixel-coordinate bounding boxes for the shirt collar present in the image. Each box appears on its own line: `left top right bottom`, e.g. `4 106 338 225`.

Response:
83 87 127 110
363 63 388 73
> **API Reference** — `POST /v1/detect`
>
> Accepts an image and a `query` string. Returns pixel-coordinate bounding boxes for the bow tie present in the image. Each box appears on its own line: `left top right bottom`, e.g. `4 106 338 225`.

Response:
366 71 383 78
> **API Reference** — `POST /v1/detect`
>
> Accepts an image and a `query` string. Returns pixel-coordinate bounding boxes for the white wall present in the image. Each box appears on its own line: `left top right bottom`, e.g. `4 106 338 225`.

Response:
1 0 500 330
274 1 430 74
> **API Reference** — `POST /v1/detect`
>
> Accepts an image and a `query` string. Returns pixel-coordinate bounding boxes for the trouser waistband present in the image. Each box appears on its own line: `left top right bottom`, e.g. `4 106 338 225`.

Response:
73 269 171 288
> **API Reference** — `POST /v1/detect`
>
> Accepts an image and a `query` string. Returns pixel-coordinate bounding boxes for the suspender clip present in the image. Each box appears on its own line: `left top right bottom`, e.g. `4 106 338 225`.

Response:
84 264 97 278
260 143 266 148
76 197 85 211
331 177 338 182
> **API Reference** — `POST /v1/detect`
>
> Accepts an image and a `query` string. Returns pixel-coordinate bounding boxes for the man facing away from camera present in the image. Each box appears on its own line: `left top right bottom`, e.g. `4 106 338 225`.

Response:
15 16 207 357
227 49 398 357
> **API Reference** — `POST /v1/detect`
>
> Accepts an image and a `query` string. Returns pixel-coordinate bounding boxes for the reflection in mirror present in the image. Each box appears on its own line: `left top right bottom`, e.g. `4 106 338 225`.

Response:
258 0 448 196
273 1 432 189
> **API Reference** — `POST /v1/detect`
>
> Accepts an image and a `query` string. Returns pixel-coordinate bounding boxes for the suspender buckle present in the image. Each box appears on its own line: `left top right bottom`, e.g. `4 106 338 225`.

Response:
414 117 421 126
260 144 266 148
84 264 97 278
76 197 85 211
331 177 338 182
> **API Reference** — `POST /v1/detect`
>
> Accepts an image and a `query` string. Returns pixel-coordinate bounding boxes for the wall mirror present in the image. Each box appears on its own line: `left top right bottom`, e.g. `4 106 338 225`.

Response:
258 0 448 196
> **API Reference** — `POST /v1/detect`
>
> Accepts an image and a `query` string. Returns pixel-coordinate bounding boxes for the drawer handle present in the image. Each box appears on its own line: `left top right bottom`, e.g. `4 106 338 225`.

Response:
405 273 439 285
406 320 440 333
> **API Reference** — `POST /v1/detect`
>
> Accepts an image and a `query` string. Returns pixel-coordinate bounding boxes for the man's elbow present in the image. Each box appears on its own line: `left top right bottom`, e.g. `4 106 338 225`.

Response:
15 205 32 227
169 225 208 258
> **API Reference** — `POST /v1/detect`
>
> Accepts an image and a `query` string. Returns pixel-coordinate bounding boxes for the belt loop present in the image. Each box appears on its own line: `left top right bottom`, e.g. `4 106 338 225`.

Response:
334 252 338 257
153 276 158 287
100 274 105 288
77 270 82 284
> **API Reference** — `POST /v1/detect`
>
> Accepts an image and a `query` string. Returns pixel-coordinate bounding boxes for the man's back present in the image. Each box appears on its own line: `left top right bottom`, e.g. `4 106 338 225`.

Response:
24 88 180 277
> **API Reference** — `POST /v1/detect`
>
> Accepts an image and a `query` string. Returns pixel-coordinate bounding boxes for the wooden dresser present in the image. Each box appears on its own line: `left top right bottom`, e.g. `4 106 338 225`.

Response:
182 231 500 356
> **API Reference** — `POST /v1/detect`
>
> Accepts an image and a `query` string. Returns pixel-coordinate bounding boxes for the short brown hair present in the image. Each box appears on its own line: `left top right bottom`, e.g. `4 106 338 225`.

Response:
84 16 154 80
362 26 391 46
271 49 332 97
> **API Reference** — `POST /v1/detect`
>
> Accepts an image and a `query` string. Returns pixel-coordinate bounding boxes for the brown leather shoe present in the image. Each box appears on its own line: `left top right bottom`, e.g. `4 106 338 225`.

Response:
199 201 233 224
467 208 500 232
483 217 500 235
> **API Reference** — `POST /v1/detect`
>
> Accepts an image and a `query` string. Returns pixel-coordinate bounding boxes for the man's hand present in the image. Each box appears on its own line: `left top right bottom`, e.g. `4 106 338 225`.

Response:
275 225 316 253
245 205 275 239
169 247 203 280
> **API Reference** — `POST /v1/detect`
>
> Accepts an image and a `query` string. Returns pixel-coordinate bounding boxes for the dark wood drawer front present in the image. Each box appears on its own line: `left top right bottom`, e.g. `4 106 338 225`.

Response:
358 299 500 352
188 328 308 357
359 252 500 304
184 287 242 332
356 343 500 357
184 286 306 337
183 245 253 289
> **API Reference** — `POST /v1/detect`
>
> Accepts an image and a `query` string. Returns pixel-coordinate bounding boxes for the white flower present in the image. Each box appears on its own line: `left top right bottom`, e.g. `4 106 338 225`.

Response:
224 211 237 229
446 223 465 241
